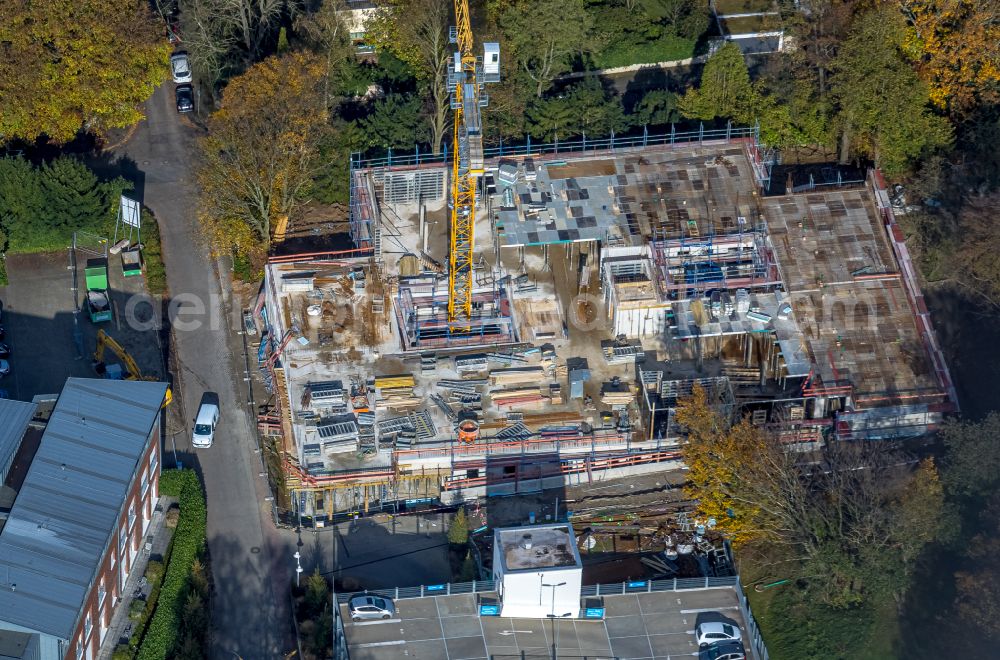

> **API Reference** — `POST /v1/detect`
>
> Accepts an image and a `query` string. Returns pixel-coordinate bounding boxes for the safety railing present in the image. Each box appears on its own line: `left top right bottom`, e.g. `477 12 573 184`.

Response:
334 576 742 604
734 579 770 660
336 580 497 604
352 123 759 171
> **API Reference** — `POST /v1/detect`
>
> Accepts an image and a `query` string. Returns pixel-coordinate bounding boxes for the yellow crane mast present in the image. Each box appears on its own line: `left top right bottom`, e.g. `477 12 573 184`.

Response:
447 0 499 325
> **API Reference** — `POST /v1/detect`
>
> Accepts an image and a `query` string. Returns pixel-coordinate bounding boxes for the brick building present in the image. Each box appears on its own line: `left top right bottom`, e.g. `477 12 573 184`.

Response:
0 378 169 660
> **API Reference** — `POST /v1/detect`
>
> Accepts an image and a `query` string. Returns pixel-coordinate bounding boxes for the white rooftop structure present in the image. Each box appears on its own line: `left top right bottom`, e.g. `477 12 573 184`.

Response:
492 524 583 619
496 525 579 570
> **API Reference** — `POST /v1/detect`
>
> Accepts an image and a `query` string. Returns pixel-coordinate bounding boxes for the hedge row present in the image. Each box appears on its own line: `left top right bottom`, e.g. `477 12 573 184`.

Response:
136 469 207 660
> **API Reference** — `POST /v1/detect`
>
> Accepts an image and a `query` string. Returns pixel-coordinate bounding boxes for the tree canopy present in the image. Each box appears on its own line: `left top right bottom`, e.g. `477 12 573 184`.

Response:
898 0 1000 115
678 42 755 123
832 6 952 175
0 156 126 252
0 0 171 143
500 0 595 97
366 0 452 152
525 79 627 139
676 385 952 607
197 52 330 261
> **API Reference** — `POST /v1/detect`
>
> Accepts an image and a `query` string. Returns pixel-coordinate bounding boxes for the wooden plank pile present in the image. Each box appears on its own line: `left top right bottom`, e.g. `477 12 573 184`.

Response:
488 366 544 387
374 374 421 410
490 386 549 410
600 381 634 406
520 411 583 430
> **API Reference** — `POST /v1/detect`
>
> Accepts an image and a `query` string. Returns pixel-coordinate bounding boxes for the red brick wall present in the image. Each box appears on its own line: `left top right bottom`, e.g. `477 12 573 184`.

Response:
63 418 162 660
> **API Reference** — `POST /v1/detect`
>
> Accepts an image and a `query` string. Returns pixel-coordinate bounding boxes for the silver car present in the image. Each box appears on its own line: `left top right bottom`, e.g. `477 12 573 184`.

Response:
348 594 396 621
170 52 192 83
695 621 741 648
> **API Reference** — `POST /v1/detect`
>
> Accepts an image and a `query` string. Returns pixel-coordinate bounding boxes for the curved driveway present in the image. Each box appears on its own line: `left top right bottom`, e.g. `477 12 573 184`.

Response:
110 83 292 659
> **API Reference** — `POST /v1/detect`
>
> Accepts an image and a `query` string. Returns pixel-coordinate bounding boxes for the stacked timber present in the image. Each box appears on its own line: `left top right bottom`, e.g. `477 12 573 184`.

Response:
520 411 582 430
490 386 548 409
600 381 634 406
374 374 420 410
489 366 544 387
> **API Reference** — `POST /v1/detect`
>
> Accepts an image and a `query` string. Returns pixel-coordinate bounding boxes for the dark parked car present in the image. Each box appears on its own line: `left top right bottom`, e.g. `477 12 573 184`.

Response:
175 84 194 113
0 342 10 358
699 640 746 660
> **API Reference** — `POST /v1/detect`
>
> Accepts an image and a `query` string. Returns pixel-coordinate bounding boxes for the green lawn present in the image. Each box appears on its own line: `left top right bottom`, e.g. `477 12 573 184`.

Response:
712 0 775 15
592 35 697 70
140 209 167 295
720 14 782 34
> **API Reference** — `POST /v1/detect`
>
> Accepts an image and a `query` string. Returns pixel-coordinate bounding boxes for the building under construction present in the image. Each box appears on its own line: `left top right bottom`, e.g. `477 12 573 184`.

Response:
253 126 956 522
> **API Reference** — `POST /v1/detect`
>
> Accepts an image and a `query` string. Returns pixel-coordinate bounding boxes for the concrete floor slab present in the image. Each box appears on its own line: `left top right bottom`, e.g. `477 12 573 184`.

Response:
605 614 648 638
609 633 656 659
603 593 643 616
442 615 485 639
438 593 478 616
401 639 448 659
398 596 441 619
343 588 751 660
649 631 697 656
644 611 694 634
446 635 488 659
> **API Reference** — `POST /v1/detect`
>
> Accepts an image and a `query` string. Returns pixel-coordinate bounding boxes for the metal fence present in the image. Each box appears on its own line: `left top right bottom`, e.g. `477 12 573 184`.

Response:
334 576 742 605
734 579 770 660
335 579 497 604
352 123 760 171
332 588 349 659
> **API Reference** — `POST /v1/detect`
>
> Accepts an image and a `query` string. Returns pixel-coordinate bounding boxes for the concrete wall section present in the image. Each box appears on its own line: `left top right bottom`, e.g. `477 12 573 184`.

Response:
498 569 582 619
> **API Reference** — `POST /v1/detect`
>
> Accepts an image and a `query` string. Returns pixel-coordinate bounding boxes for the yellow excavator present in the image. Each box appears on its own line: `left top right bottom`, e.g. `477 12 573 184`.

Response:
93 329 173 406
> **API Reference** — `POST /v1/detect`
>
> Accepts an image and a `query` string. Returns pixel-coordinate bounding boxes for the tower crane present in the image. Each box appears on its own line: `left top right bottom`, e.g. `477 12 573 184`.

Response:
446 0 500 326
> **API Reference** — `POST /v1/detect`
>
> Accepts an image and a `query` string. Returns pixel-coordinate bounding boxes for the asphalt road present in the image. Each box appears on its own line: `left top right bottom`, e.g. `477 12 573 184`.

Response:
109 83 292 659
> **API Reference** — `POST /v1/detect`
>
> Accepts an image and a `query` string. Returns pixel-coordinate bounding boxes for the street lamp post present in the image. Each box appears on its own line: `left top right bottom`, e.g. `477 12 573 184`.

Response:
541 581 568 660
294 551 303 587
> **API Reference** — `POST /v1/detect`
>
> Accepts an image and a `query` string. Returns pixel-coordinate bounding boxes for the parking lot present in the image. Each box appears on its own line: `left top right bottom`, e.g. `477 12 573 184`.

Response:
341 588 750 660
0 250 165 400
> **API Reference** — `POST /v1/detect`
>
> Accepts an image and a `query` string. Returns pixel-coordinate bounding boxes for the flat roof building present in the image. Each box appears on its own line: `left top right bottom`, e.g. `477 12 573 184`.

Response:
0 378 168 660
492 524 583 619
496 525 579 571
257 126 955 523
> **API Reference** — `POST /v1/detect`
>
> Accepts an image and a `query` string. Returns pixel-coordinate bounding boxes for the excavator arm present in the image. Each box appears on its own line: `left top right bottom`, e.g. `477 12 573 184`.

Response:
94 329 173 406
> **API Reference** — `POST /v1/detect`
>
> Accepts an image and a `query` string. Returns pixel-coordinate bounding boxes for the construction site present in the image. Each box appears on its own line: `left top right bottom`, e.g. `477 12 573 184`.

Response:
250 121 957 523
241 0 954 530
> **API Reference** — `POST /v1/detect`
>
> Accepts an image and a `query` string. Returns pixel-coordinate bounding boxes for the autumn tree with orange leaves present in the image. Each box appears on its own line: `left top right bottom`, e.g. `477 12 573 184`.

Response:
197 52 330 262
0 0 170 143
676 385 952 607
897 0 1000 115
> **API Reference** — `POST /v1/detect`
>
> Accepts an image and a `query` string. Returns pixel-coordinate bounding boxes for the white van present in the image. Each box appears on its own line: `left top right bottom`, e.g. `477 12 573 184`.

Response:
192 402 219 448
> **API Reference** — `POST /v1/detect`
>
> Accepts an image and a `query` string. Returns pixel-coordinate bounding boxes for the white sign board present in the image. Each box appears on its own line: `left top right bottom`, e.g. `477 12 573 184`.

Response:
120 195 141 228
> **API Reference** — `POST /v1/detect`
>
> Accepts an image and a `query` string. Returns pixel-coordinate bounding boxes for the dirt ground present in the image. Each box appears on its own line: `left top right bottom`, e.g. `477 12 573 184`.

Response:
0 250 165 400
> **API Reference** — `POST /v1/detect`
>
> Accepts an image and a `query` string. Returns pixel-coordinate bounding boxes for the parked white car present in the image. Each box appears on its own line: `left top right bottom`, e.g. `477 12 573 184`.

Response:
170 52 192 83
348 595 396 622
695 622 741 648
